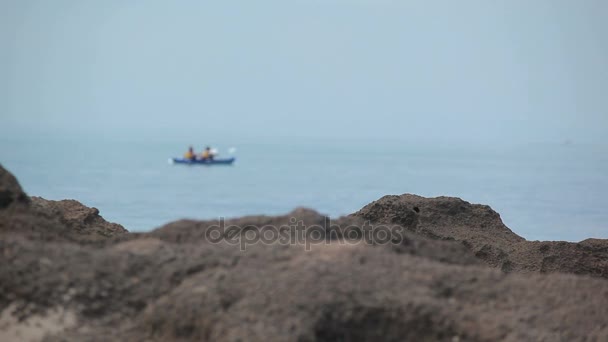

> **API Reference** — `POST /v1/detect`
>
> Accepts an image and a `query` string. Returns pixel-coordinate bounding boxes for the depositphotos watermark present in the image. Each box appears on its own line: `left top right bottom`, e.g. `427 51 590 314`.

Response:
204 217 406 251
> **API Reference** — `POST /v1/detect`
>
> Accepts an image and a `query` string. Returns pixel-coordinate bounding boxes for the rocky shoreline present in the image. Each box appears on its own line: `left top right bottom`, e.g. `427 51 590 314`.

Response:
1 164 607 341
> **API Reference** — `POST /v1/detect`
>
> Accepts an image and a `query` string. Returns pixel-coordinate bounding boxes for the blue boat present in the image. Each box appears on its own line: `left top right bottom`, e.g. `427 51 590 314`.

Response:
170 157 235 165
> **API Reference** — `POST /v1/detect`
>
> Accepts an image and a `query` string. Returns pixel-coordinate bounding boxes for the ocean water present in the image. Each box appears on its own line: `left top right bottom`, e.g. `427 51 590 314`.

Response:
1 137 607 242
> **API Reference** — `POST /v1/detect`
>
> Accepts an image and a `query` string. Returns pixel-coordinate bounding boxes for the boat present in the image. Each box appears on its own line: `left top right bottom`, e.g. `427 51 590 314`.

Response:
169 157 236 165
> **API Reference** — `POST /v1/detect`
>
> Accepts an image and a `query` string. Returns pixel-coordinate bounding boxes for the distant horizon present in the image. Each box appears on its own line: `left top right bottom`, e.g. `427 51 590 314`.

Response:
2 124 606 150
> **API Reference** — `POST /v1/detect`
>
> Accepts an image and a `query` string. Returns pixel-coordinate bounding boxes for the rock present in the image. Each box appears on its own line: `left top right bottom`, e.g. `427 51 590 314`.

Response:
0 165 29 209
352 194 524 248
3 230 608 341
1 167 608 341
30 197 127 239
352 194 608 278
0 165 127 243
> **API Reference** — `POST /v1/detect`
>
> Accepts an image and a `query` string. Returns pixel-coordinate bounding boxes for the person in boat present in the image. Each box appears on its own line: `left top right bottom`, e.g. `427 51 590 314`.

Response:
201 146 214 161
184 146 196 161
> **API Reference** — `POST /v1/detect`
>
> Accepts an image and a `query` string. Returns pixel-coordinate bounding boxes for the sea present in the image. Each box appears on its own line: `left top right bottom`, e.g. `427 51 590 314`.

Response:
1 136 607 242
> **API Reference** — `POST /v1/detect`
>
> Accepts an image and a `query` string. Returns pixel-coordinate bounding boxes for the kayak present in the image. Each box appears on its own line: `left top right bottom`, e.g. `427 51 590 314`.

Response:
170 157 235 165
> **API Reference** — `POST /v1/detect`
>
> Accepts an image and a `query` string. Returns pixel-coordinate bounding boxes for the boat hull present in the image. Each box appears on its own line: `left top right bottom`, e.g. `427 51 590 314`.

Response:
170 157 235 165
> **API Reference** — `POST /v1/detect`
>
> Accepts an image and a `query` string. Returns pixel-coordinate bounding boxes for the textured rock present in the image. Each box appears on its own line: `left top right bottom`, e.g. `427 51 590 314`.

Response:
0 164 126 243
352 194 608 277
1 166 608 341
30 197 127 239
0 165 29 210
3 234 607 342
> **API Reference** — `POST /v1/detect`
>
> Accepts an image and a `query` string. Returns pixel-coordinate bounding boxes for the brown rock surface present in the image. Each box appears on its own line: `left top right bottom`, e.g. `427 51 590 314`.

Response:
30 197 127 239
3 233 608 341
0 164 29 210
0 165 126 243
1 165 608 341
353 194 608 277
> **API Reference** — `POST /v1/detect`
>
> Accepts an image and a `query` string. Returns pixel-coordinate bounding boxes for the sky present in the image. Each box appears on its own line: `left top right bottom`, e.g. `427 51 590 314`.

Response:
1 0 607 145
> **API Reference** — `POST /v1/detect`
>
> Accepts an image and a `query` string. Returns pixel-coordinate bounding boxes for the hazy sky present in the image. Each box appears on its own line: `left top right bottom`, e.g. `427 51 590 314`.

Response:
1 0 607 144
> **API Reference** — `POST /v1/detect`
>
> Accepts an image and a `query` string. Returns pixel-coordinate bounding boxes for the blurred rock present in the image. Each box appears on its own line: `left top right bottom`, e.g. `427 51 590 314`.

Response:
353 194 608 278
1 165 607 341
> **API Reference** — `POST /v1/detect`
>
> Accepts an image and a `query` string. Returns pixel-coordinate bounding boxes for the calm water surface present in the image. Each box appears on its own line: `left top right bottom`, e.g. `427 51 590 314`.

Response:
1 137 606 242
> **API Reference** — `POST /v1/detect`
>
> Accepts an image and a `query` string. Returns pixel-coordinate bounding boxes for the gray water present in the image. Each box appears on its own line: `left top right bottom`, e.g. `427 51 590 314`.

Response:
1 137 606 242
